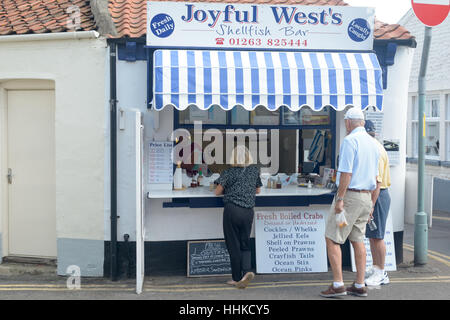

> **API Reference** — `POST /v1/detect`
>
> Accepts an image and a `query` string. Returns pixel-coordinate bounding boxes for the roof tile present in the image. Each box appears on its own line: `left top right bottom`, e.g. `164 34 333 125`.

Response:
0 0 97 35
0 0 414 43
107 0 414 42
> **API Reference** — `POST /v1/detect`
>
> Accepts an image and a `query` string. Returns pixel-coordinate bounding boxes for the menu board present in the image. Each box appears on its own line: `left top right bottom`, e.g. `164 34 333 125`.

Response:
148 141 173 184
350 211 397 272
255 209 328 273
365 110 384 141
187 240 231 277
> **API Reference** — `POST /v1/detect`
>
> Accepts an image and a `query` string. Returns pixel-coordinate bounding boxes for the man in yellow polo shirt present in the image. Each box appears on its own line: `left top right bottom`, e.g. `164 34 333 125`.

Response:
364 120 391 287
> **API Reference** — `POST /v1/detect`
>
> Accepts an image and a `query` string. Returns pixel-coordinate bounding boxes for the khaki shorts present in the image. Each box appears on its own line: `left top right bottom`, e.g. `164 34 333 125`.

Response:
325 191 372 244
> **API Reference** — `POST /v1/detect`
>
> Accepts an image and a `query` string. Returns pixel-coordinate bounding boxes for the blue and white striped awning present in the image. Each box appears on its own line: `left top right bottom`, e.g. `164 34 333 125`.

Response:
153 50 383 112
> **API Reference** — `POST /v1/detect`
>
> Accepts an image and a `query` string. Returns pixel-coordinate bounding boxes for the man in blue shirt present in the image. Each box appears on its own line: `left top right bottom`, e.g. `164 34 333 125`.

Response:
320 108 379 298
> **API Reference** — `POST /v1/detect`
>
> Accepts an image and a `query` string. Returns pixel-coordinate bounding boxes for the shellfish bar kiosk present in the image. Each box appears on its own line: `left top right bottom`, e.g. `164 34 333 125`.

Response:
106 1 415 293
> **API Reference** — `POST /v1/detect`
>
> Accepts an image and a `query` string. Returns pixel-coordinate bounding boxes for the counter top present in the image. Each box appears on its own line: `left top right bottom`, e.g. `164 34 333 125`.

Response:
147 185 333 199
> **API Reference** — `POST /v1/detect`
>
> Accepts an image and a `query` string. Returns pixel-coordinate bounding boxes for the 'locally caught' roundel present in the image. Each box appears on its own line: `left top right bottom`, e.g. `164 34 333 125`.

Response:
347 18 371 42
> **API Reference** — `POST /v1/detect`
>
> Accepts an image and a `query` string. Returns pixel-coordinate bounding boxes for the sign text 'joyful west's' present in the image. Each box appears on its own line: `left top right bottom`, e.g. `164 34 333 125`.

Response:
147 2 375 50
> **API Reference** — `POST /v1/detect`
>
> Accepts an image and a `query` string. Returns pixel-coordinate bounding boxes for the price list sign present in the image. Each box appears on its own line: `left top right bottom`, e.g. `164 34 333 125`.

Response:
255 210 328 273
148 141 173 184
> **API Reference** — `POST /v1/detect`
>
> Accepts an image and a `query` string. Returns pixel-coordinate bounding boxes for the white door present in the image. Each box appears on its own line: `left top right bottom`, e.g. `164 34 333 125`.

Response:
7 90 56 258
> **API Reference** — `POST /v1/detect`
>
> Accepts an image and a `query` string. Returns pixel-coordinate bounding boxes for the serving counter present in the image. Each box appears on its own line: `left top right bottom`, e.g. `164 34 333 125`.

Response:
147 185 334 208
147 185 332 198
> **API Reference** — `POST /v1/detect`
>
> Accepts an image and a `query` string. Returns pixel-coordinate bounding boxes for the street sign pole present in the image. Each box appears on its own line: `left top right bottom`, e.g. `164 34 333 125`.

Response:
415 26 432 266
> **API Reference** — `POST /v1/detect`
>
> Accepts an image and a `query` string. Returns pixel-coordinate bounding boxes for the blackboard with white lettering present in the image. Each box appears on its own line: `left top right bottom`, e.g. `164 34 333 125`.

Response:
187 240 231 277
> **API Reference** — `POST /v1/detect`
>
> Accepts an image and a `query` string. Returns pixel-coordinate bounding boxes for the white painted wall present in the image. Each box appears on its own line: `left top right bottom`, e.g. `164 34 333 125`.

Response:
381 46 415 232
0 37 108 257
115 60 147 242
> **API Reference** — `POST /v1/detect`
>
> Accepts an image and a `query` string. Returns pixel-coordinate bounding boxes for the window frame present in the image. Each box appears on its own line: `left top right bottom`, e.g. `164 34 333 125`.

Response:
411 95 441 160
446 94 450 161
174 107 334 131
173 107 337 169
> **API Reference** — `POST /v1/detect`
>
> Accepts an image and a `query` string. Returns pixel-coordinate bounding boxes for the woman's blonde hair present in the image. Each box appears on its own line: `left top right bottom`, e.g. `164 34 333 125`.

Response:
229 145 254 167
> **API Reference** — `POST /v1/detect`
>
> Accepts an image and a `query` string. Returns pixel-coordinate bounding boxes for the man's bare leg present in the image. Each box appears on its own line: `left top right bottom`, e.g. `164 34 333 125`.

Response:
351 241 366 284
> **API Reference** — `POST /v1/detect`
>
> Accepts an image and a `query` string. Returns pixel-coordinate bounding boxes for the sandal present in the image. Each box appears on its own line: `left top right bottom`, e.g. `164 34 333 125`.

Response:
236 272 255 289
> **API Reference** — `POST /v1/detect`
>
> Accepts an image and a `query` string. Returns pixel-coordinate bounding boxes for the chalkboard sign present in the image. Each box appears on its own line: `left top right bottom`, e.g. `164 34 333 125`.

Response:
187 240 231 277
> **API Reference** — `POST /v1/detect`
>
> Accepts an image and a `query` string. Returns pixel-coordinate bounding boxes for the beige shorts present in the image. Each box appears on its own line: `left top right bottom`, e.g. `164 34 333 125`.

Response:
325 191 372 244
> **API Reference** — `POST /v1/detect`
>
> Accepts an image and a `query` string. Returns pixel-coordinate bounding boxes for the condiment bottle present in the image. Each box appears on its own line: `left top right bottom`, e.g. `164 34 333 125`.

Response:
197 169 203 187
276 176 282 189
191 176 197 188
173 162 183 190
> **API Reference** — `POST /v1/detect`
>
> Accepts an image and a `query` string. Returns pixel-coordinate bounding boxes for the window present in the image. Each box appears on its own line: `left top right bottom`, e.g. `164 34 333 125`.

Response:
411 96 418 121
425 123 440 158
174 107 335 175
411 95 441 160
249 106 280 126
446 94 450 161
282 106 331 126
446 123 450 161
447 94 450 120
178 105 226 125
425 97 440 118
231 106 281 126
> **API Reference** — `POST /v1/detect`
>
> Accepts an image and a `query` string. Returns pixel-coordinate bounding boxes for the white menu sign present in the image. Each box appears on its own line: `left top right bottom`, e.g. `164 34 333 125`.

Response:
255 209 328 273
148 141 173 184
147 2 375 50
350 212 397 272
365 110 384 141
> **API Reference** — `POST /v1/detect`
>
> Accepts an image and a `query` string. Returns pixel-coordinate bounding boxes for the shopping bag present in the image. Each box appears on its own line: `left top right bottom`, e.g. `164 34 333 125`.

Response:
335 210 348 228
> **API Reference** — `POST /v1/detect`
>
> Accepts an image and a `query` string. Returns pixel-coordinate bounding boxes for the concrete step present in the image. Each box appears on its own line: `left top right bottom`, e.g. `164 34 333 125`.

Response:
0 259 57 277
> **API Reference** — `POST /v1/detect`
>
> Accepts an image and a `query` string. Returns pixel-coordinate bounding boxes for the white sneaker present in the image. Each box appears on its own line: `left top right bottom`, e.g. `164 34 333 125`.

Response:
365 270 390 286
365 267 375 279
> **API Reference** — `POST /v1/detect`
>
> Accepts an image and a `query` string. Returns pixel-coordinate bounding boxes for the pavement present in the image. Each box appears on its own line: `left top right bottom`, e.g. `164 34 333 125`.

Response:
0 222 449 301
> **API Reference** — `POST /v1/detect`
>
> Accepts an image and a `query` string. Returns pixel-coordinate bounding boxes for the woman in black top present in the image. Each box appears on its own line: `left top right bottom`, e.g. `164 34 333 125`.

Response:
215 145 262 289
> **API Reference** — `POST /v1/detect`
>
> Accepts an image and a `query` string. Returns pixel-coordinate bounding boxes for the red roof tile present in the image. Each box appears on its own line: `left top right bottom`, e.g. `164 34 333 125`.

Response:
108 0 415 43
0 0 415 44
0 0 96 35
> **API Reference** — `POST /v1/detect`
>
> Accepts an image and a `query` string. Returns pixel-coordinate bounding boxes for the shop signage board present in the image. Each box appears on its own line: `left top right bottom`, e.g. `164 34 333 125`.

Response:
384 139 400 166
147 1 375 50
187 240 232 277
148 141 173 184
255 209 328 273
350 212 397 272
364 110 384 142
411 0 450 27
